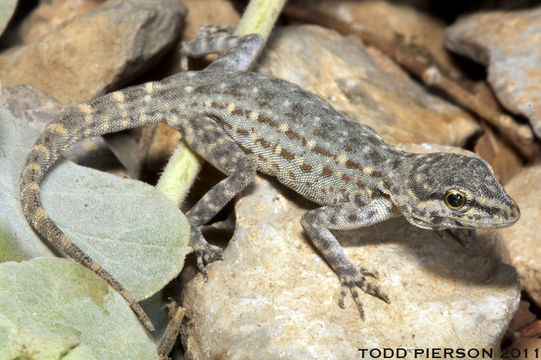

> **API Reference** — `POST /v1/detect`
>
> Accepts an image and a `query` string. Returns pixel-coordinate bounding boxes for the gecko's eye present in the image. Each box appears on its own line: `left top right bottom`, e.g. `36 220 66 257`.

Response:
444 189 466 210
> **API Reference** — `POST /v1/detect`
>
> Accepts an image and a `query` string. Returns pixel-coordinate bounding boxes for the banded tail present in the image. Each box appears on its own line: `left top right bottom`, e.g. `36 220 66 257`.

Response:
18 77 184 331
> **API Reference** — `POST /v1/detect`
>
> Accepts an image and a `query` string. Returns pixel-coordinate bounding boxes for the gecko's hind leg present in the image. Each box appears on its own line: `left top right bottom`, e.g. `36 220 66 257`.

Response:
170 115 256 278
180 23 264 72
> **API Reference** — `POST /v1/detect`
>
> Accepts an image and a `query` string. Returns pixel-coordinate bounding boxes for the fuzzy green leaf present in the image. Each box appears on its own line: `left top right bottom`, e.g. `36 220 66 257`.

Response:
0 104 190 301
0 0 17 36
0 257 159 359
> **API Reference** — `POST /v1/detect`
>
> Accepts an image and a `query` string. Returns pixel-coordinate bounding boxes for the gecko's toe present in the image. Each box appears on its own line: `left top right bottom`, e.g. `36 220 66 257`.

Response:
447 228 474 248
367 286 390 304
358 267 379 278
336 264 390 319
355 275 390 304
195 253 209 281
350 288 366 321
338 284 348 309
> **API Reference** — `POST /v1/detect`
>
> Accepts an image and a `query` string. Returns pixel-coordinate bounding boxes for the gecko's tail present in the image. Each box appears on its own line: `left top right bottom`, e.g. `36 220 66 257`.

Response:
19 87 163 331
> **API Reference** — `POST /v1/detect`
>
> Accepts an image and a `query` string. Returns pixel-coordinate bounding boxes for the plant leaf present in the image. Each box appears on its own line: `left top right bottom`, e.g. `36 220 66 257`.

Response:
0 104 190 300
0 0 17 36
0 257 159 359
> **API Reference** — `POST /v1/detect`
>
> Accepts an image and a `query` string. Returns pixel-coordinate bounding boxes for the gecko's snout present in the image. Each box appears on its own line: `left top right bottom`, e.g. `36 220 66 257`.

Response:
482 196 520 229
504 198 520 225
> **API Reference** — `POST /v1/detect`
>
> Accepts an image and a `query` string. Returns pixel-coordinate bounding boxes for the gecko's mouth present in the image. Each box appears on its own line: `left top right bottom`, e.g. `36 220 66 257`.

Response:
412 198 521 230
460 217 518 229
455 198 521 229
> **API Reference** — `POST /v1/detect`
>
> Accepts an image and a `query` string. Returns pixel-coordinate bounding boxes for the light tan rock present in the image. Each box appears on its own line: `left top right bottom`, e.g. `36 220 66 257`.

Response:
257 26 480 146
0 0 186 104
180 177 519 359
19 0 105 43
181 0 239 41
446 7 541 138
175 24 516 359
291 0 464 78
499 166 541 307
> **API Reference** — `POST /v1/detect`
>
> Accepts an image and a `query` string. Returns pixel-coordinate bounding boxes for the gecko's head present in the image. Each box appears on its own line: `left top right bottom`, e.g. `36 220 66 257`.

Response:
394 153 520 230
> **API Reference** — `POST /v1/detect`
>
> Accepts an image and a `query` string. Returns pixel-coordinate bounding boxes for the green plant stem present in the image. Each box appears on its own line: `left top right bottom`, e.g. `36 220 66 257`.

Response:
155 0 286 207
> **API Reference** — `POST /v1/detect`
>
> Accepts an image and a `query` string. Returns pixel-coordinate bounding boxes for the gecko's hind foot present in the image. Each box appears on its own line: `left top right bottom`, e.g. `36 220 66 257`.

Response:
189 225 224 280
194 243 224 281
337 265 390 320
181 23 236 58
180 22 263 73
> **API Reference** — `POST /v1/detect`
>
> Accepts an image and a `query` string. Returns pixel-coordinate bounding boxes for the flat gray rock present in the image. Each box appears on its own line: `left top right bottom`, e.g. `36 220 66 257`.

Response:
499 166 541 307
256 26 480 146
445 7 541 138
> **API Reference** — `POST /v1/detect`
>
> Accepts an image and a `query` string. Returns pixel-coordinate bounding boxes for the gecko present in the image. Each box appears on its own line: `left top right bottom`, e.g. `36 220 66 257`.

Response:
19 25 520 331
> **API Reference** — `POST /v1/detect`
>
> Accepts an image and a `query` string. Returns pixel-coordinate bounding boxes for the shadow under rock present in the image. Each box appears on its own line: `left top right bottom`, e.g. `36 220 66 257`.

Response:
335 218 517 289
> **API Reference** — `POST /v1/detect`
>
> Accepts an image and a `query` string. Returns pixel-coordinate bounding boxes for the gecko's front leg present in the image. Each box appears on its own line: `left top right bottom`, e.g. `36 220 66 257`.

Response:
300 197 397 319
169 115 256 278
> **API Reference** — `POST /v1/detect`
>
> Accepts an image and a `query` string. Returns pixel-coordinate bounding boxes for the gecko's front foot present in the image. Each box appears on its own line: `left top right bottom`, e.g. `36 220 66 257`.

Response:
337 264 390 320
437 229 473 248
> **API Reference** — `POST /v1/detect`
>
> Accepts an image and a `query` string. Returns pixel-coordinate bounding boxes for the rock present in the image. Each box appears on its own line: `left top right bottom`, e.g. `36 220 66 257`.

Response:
141 122 183 176
19 0 105 43
181 0 239 41
256 26 480 146
507 338 541 358
499 166 541 307
0 0 187 104
180 177 519 359
474 125 524 184
521 320 541 338
445 7 541 138
508 300 536 335
291 0 464 78
1 85 126 175
1 85 63 130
